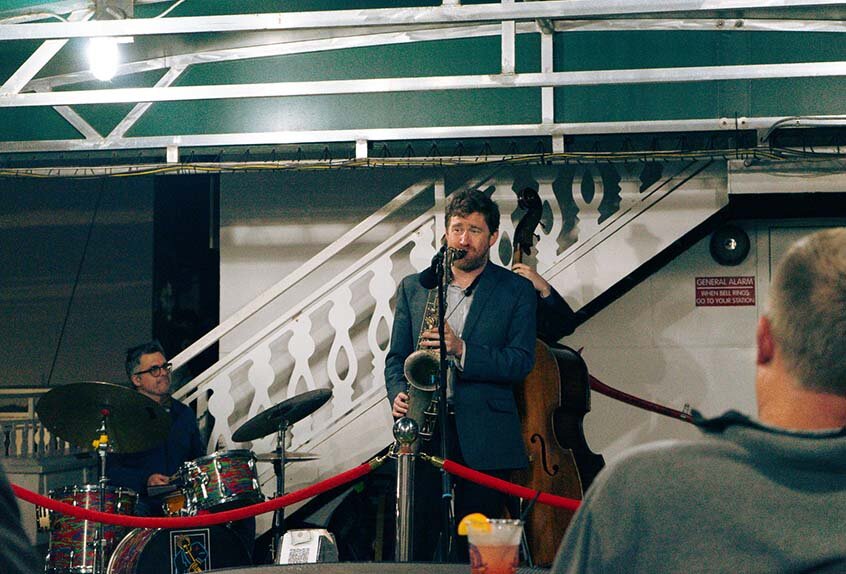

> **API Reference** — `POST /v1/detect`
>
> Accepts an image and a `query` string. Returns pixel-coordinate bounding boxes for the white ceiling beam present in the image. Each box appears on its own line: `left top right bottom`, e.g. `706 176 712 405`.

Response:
1 1 844 40
22 18 845 94
3 61 844 108
555 17 846 32
24 23 500 92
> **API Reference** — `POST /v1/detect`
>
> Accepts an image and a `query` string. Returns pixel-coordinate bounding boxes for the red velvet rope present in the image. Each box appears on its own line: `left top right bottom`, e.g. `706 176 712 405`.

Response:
441 459 581 512
12 460 376 529
588 374 694 424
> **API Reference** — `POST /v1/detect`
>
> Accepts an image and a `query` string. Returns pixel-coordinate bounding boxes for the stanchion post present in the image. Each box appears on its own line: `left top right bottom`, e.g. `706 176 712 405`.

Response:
393 417 418 562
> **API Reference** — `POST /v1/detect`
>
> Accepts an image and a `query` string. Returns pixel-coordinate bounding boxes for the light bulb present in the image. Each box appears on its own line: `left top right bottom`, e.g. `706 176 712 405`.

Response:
88 36 119 81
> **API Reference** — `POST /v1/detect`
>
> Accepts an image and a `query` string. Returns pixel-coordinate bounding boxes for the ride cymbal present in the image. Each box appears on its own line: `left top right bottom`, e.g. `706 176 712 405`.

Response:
36 381 171 453
232 389 332 442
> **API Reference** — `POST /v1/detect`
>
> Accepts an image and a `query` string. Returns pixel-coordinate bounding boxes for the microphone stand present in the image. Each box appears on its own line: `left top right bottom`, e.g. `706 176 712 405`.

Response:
434 247 456 562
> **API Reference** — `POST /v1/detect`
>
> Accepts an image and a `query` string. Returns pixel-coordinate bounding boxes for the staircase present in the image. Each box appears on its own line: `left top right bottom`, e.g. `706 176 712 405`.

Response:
170 160 728 532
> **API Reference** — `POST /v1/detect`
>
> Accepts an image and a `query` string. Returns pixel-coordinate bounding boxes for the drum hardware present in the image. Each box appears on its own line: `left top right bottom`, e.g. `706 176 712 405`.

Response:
232 389 332 564
36 503 52 531
254 450 320 463
36 381 172 574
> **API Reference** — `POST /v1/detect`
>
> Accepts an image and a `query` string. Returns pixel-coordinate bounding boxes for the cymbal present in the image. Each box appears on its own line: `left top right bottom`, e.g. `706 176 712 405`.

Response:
36 381 171 454
255 451 320 463
232 389 332 443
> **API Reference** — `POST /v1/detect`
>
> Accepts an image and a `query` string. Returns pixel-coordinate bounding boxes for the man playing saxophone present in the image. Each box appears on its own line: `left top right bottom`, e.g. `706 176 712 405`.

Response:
385 188 537 560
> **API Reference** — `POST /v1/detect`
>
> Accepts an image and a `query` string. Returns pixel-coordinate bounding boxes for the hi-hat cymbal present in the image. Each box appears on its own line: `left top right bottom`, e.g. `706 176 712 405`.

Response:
232 389 332 443
255 451 320 463
36 381 171 454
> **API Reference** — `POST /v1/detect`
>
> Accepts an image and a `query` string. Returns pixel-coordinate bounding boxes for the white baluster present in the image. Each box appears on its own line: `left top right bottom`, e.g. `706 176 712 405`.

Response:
246 346 275 421
207 372 236 452
327 285 356 417
536 181 563 273
368 255 395 392
287 315 317 446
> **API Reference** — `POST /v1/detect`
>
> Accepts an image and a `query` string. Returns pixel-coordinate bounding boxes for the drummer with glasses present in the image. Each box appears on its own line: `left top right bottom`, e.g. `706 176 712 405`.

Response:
106 340 205 516
107 340 257 559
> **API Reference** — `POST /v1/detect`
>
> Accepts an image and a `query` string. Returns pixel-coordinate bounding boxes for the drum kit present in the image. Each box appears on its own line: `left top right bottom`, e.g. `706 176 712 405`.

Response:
35 381 332 574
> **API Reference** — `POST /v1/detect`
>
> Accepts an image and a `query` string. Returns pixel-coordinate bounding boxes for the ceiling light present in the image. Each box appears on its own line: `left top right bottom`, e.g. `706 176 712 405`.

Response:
88 36 120 82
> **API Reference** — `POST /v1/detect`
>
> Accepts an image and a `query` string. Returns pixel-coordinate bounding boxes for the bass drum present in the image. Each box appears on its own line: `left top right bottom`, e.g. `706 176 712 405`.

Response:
107 525 251 574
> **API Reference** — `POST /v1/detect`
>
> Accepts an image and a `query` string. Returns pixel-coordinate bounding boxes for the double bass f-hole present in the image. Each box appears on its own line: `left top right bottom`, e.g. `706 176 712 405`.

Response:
529 433 559 477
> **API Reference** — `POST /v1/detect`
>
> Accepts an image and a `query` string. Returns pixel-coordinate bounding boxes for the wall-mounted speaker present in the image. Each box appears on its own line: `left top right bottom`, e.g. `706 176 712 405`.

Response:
709 225 750 266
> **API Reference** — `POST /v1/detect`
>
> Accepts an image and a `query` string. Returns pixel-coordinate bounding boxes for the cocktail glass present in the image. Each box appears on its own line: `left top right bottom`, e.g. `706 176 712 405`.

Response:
466 518 523 574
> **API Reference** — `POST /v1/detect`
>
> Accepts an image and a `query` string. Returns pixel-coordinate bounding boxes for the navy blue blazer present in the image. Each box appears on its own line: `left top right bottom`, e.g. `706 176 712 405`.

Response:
385 262 537 471
106 398 205 500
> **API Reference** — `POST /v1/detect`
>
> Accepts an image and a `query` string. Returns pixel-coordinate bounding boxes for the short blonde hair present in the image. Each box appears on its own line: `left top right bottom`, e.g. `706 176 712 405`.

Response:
767 228 846 395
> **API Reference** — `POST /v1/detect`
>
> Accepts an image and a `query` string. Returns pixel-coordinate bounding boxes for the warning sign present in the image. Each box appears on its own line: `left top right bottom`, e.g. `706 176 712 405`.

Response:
695 276 756 307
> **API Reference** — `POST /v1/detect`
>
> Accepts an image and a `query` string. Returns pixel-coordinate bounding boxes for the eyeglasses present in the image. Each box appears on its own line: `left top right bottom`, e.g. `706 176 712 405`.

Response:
133 362 172 377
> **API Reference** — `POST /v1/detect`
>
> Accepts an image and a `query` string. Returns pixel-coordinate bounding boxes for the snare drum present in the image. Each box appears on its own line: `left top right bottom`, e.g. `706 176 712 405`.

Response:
179 449 263 512
161 490 193 517
107 525 251 573
45 484 137 574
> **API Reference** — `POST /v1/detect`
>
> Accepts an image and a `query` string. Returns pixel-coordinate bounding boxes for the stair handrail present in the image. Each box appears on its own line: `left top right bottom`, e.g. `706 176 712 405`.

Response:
170 180 436 376
173 204 439 405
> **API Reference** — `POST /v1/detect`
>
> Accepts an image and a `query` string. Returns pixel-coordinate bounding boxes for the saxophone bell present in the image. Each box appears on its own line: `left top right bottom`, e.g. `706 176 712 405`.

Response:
403 351 439 440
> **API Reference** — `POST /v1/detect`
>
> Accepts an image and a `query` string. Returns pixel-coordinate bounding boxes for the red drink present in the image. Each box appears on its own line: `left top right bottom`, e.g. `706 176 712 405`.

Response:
469 543 520 574
466 519 523 574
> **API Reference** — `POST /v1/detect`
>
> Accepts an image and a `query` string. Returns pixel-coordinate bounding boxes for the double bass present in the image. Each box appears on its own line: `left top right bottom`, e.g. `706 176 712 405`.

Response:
509 187 605 566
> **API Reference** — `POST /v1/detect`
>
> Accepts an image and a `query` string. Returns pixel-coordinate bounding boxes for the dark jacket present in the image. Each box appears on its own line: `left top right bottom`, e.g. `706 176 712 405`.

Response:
385 262 537 470
106 397 204 511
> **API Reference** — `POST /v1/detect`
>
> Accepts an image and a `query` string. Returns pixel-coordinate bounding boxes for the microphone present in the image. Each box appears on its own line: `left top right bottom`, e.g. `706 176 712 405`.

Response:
449 247 467 261
418 247 466 289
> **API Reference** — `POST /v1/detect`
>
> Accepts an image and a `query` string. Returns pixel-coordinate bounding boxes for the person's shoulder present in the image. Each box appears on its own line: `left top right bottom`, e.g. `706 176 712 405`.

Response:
594 435 739 493
618 435 737 465
399 272 424 290
169 399 194 417
487 262 534 292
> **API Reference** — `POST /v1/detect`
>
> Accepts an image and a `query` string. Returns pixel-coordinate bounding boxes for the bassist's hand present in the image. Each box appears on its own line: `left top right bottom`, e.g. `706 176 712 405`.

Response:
512 263 552 298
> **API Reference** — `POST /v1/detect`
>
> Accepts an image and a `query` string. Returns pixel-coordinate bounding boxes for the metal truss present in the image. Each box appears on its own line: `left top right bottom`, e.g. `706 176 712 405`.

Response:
0 0 845 160
4 61 845 108
2 1 845 40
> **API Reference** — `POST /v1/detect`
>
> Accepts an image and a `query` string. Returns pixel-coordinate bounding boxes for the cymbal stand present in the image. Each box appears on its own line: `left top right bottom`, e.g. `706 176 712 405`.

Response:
93 409 111 574
270 419 290 564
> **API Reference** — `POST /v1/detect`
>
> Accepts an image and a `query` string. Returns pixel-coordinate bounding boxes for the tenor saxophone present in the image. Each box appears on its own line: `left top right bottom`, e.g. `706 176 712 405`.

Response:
402 288 440 440
401 247 463 440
